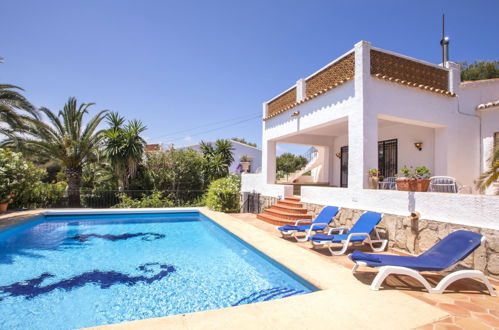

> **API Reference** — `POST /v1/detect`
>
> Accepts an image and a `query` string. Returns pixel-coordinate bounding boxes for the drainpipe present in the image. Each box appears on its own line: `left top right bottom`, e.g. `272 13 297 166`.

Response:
447 62 483 184
455 94 483 183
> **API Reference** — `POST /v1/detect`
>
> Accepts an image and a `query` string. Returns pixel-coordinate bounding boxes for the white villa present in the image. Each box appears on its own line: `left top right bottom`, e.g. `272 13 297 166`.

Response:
179 139 262 174
242 41 499 228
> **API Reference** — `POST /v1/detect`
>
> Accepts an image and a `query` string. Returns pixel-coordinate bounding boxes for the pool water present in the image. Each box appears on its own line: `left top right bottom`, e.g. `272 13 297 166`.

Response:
0 212 315 329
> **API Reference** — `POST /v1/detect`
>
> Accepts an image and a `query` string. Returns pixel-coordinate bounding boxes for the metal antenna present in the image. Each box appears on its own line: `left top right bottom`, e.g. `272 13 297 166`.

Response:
440 14 450 64
441 14 445 64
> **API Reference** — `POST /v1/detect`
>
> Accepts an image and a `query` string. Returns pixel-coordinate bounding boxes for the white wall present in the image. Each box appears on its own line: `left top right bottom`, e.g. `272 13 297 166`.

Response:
179 140 262 174
301 186 499 230
230 141 262 173
458 79 499 193
241 174 293 197
331 121 436 187
367 78 482 187
264 80 356 142
379 122 435 174
480 108 499 194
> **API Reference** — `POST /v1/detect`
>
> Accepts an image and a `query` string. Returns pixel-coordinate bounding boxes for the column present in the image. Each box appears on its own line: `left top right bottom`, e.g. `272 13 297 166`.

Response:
348 40 378 189
261 102 277 184
262 140 276 184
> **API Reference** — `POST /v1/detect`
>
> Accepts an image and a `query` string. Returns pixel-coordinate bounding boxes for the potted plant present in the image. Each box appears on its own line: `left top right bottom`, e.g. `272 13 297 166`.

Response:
396 166 417 191
240 155 251 173
367 168 380 189
414 166 431 192
0 193 14 213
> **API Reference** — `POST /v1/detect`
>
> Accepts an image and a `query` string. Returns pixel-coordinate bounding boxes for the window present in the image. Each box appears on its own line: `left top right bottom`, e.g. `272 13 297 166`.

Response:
378 139 398 178
339 139 398 187
340 146 348 188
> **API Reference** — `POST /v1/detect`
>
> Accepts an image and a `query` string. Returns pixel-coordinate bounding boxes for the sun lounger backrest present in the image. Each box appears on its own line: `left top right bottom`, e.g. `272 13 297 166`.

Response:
313 206 339 224
349 212 382 234
418 230 482 270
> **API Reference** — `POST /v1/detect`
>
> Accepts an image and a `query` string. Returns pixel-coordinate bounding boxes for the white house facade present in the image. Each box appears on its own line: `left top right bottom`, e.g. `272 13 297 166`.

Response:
179 139 262 174
242 41 499 229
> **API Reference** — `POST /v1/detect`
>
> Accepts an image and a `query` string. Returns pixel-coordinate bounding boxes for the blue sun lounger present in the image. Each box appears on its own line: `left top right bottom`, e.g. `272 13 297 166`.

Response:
349 230 496 296
310 211 387 255
277 206 340 242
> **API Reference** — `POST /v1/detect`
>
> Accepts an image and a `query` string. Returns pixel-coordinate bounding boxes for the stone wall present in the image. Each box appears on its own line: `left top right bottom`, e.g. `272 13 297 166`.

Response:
303 202 499 279
240 193 279 214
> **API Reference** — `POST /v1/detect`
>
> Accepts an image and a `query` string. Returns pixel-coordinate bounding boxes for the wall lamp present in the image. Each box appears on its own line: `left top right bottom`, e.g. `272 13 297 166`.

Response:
414 142 423 151
335 152 341 158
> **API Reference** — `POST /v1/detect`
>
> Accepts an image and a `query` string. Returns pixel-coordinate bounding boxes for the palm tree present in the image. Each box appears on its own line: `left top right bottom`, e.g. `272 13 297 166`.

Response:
206 153 229 181
0 81 37 137
199 140 215 157
6 97 108 206
103 112 147 190
200 139 234 182
477 145 499 194
215 139 234 167
0 56 38 137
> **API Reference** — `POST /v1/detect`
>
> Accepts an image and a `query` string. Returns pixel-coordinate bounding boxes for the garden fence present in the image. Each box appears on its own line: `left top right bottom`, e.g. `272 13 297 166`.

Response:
14 190 206 210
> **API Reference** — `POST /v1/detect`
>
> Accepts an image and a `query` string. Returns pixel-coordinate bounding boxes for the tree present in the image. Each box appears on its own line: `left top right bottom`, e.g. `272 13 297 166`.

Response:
200 139 234 182
215 139 234 166
0 149 45 204
231 137 257 147
144 147 205 201
6 97 108 206
461 61 499 81
276 153 308 180
199 140 215 157
476 145 499 194
205 174 241 212
103 112 147 190
0 61 37 137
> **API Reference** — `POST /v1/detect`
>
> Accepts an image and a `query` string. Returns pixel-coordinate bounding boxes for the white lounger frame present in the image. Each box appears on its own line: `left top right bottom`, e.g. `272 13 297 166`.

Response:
311 212 388 255
351 236 496 296
279 206 339 242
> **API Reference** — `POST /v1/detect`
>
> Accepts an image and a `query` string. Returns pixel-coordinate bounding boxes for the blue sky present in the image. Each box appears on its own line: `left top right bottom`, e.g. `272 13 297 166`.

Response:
1 0 498 155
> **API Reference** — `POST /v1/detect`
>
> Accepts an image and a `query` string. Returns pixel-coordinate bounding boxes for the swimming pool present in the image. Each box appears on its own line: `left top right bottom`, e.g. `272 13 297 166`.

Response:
0 211 316 329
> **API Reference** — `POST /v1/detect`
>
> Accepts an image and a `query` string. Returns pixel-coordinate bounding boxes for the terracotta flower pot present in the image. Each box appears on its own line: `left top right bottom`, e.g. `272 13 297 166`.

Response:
0 202 8 213
368 176 379 189
416 179 430 192
240 161 251 173
396 178 417 191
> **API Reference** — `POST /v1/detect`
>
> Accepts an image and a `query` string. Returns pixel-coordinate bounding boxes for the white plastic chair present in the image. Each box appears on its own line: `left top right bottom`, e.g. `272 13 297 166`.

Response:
429 176 458 193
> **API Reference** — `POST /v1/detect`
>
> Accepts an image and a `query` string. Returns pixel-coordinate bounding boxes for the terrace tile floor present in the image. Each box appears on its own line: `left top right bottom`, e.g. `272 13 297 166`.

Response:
230 213 499 330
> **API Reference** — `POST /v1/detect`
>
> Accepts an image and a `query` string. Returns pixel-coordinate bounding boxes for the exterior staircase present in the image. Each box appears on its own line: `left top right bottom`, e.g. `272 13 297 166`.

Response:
256 197 312 226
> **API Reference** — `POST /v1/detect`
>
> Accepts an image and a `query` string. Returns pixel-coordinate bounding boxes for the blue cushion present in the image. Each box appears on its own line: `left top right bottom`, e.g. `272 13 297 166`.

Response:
349 230 482 271
350 250 381 263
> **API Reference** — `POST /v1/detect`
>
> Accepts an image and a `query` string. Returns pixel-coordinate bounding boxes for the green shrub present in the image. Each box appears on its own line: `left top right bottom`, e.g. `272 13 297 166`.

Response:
205 174 241 212
112 191 174 208
0 149 46 205
15 182 67 209
414 166 431 179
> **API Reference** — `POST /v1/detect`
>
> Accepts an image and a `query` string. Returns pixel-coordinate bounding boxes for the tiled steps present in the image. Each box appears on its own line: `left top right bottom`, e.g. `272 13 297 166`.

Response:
271 204 308 214
279 199 303 207
256 197 312 226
